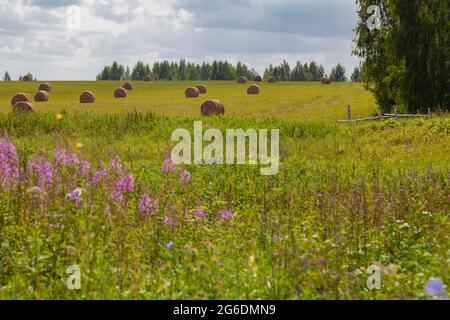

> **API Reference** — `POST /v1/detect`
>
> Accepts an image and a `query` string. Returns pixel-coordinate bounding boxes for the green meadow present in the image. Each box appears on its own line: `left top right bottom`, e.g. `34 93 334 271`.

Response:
0 81 448 299
0 81 377 121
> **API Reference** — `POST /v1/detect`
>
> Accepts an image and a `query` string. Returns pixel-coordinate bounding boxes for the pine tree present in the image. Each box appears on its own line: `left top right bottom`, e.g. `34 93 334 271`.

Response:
350 67 361 82
330 64 347 82
3 71 11 81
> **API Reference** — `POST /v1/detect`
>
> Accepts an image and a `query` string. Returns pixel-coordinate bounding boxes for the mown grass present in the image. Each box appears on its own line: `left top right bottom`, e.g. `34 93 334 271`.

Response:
0 111 449 300
0 81 377 121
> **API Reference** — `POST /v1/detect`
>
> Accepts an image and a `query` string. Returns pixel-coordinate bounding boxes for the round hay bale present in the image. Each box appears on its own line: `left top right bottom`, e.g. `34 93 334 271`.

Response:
185 87 200 98
11 93 30 106
34 91 49 102
321 76 331 84
23 74 33 82
114 87 128 98
143 75 152 82
254 75 262 82
268 76 277 83
196 84 207 94
237 76 248 84
122 82 133 90
247 85 260 95
13 101 34 113
79 91 96 103
38 83 51 92
201 100 225 116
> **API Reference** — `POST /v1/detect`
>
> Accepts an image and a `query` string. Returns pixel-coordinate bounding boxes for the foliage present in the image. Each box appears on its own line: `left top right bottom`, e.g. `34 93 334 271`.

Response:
354 0 450 113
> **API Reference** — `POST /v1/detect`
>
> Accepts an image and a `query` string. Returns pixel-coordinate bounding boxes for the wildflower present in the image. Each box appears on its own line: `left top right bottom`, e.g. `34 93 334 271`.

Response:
109 156 123 176
55 148 67 165
80 160 92 177
91 169 107 185
75 143 83 150
166 241 174 249
162 154 176 172
220 209 234 221
56 114 63 121
138 193 159 217
425 278 446 296
55 148 79 167
180 169 192 186
193 207 207 218
27 156 54 188
0 139 19 189
112 172 134 203
164 216 174 226
66 188 83 207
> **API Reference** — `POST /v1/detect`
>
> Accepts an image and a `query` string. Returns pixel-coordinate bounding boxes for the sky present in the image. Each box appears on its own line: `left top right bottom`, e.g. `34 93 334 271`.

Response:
0 0 361 80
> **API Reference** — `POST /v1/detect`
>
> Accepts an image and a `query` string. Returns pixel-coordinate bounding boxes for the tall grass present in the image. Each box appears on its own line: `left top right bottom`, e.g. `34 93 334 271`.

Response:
0 112 449 299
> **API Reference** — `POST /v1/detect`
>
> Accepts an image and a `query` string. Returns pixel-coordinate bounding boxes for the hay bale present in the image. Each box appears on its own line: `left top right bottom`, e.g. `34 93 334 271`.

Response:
114 87 128 98
38 83 51 92
79 91 96 103
268 76 277 83
237 76 248 84
143 75 152 82
247 85 260 95
201 100 225 116
122 82 133 90
13 101 34 113
196 84 207 94
23 74 33 82
34 91 49 102
185 87 200 98
11 93 30 106
254 75 262 82
321 76 331 84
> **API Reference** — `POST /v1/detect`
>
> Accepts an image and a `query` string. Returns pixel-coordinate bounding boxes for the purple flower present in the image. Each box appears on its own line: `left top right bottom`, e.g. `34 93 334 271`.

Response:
138 193 159 217
109 156 123 176
111 172 134 203
180 169 192 186
164 216 174 226
162 154 176 172
220 209 234 221
55 148 79 167
27 156 53 188
193 208 207 218
91 169 107 185
0 139 19 189
66 188 83 207
425 278 446 296
80 160 92 177
166 241 174 249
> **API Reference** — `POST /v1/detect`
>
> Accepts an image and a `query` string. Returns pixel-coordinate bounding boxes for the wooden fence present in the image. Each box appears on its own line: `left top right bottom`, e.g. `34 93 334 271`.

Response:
337 105 431 123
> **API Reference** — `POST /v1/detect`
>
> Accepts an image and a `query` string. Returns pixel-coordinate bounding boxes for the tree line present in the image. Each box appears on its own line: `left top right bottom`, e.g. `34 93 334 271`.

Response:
96 60 360 82
354 0 449 113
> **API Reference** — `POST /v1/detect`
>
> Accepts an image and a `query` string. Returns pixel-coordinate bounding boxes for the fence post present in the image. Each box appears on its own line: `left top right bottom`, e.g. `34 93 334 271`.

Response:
347 105 352 123
428 108 431 116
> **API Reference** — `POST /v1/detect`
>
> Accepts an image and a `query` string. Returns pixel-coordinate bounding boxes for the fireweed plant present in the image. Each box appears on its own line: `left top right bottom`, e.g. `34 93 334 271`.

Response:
0 139 232 225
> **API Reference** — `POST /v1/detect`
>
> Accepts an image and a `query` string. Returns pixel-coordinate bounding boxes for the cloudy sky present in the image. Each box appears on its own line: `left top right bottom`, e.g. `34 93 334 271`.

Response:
0 0 361 80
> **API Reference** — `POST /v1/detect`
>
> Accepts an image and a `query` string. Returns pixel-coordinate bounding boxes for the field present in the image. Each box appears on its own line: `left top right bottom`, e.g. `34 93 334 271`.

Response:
0 81 377 121
0 81 449 300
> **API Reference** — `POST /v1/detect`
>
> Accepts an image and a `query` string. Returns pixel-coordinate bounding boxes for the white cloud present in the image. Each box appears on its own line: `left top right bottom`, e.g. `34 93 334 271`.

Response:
0 0 360 80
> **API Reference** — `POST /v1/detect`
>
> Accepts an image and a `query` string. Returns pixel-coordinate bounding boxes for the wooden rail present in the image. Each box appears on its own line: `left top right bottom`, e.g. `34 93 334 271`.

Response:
337 105 431 123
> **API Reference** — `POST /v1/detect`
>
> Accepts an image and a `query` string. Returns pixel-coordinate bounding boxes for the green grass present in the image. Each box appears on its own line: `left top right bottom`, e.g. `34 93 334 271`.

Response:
0 81 377 121
0 82 449 300
0 110 449 300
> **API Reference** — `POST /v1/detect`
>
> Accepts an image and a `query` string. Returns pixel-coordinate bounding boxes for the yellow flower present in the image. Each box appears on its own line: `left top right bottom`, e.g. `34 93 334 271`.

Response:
56 114 63 121
75 143 83 150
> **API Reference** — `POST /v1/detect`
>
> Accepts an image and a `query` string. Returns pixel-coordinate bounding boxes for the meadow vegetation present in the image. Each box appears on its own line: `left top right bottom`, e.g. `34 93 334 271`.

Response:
0 81 448 299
